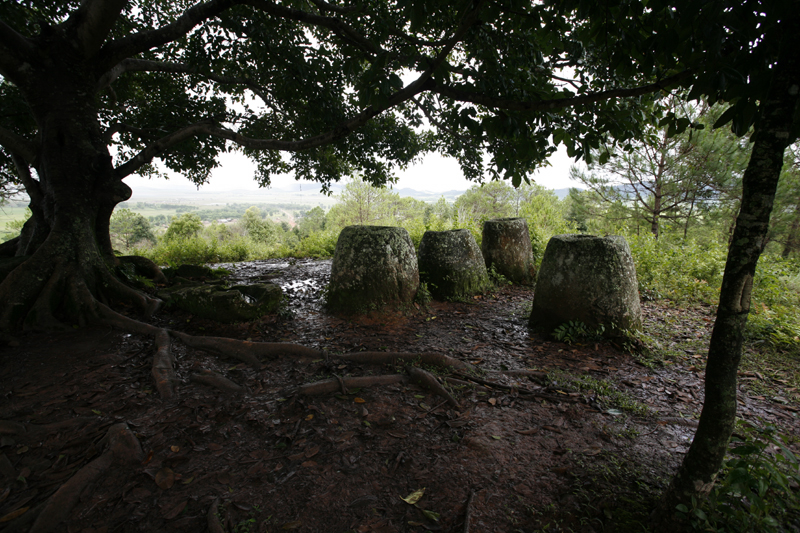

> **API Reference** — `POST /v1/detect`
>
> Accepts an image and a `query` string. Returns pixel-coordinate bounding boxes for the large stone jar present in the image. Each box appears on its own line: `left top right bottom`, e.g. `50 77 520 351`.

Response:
481 218 536 285
418 229 491 301
326 226 419 313
529 234 642 337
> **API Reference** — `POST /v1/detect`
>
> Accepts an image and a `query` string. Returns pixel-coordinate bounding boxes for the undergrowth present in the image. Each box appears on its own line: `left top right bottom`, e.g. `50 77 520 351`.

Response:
676 421 800 532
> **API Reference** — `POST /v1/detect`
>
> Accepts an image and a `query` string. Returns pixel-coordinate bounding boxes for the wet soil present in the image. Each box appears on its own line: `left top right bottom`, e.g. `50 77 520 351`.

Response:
1 259 798 533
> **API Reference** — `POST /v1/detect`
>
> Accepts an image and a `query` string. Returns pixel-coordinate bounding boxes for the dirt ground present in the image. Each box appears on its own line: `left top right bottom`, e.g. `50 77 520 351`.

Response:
1 259 798 533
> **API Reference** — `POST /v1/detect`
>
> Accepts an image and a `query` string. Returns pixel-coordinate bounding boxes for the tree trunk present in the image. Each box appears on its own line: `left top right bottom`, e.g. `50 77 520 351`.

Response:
782 204 800 258
0 62 159 331
655 19 800 523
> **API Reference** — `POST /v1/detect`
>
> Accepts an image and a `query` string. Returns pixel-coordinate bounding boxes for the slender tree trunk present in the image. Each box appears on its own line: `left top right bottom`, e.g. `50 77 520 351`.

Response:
655 18 800 523
782 205 800 258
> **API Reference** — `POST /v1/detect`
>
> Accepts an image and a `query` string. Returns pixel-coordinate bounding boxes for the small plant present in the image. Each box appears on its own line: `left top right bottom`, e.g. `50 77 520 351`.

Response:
676 421 800 532
552 320 605 344
415 281 432 306
488 264 511 287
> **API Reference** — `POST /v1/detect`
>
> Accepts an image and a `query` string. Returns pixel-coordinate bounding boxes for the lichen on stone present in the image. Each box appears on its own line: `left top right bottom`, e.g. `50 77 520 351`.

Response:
418 229 491 301
529 234 642 338
326 225 419 313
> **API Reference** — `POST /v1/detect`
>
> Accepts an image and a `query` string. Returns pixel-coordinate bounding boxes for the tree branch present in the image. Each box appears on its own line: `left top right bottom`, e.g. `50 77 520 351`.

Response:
99 0 238 69
430 70 694 112
241 0 380 55
11 152 43 205
0 125 37 164
96 59 271 104
0 20 36 63
115 2 481 179
69 0 127 58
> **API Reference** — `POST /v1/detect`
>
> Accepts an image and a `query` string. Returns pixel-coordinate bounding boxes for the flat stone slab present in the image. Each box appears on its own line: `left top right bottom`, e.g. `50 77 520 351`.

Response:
159 282 283 323
529 234 642 337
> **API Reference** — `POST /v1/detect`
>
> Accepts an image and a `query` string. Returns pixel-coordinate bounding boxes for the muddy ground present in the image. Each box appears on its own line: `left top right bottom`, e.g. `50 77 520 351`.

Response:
1 259 798 533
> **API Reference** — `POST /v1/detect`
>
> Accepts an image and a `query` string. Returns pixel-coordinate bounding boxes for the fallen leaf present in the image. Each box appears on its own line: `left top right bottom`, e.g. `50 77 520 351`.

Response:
304 446 320 458
170 445 180 453
208 443 223 451
181 476 194 485
516 428 539 435
162 500 188 520
605 409 623 416
142 449 154 466
488 398 497 406
414 395 425 399
305 414 314 421
401 488 425 505
354 398 366 404
217 472 233 485
15 446 28 455
421 509 440 521
300 460 317 468
491 435 502 440
581 447 603 456
388 432 408 439
282 520 303 529
155 468 175 490
0 507 28 523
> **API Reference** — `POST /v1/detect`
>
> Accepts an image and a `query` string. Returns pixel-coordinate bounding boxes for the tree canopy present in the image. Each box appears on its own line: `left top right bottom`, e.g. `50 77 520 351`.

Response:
0 0 798 523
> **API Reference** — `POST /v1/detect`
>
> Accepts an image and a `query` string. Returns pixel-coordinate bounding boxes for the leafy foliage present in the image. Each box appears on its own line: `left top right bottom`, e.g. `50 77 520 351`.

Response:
676 422 800 532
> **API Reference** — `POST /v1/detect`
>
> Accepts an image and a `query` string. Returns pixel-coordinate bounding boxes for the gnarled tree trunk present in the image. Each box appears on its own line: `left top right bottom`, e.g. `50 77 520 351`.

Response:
0 54 159 331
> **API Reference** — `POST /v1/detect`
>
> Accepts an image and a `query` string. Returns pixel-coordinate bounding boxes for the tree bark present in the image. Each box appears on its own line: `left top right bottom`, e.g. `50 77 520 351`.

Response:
0 37 159 330
655 17 800 523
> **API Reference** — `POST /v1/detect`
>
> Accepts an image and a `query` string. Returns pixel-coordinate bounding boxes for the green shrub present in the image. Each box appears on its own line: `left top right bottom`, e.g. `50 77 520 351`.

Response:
627 234 725 305
676 422 800 532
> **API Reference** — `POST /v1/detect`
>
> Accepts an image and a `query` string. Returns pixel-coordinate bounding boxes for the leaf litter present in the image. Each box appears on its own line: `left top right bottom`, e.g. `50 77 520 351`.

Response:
0 258 797 532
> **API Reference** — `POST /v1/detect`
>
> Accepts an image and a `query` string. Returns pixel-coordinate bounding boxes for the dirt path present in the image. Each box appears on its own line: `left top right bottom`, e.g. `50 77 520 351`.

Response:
1 259 798 532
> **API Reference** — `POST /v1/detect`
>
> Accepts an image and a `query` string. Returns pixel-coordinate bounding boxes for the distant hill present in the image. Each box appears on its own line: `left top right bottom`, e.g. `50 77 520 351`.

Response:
128 183 580 204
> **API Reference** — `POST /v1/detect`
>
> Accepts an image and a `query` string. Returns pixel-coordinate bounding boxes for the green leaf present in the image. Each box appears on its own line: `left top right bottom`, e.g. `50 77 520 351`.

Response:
421 509 440 521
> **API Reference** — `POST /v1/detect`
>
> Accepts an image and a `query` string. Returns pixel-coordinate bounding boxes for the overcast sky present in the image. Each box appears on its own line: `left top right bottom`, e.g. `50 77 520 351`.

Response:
124 145 586 194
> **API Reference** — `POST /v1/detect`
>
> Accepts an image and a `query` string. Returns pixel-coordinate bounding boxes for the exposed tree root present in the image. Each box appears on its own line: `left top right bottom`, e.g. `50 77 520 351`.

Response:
297 374 408 396
152 329 175 400
336 351 468 370
408 367 460 409
29 423 142 533
95 302 162 336
463 490 476 533
453 372 582 403
207 497 226 533
191 369 247 395
444 377 490 392
171 331 323 368
488 369 549 381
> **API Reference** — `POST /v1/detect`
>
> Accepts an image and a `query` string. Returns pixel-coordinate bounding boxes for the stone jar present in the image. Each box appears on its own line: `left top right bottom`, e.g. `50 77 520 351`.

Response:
529 234 642 337
481 217 536 285
418 229 491 301
326 225 419 313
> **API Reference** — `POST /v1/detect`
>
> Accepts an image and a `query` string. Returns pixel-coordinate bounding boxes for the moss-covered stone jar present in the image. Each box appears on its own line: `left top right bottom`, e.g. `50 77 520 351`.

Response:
529 234 642 337
418 229 491 301
326 225 419 313
481 218 536 285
